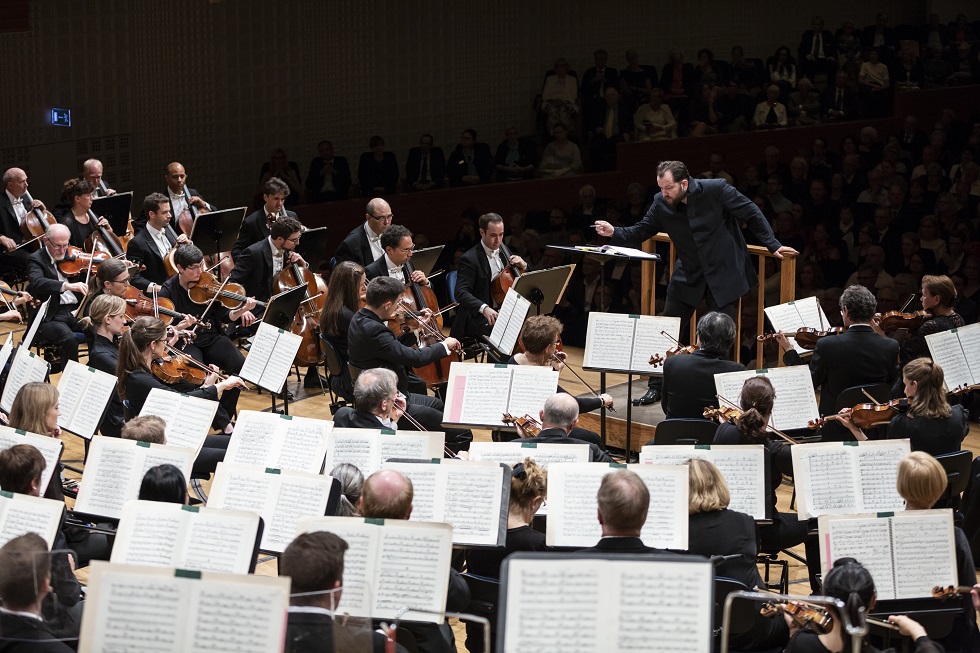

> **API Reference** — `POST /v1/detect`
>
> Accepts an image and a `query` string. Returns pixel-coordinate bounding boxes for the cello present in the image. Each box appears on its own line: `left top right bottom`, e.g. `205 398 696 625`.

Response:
18 191 57 252
397 259 458 389
272 260 328 366
83 206 127 259
490 241 522 306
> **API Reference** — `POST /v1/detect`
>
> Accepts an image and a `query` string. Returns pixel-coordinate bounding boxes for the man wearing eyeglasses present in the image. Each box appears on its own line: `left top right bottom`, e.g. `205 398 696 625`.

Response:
26 223 89 368
231 216 306 325
332 197 392 268
363 224 429 286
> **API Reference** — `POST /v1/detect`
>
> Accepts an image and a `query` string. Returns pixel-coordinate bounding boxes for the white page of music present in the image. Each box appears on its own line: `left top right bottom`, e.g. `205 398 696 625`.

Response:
325 428 446 476
0 334 13 383
208 462 335 553
489 288 531 355
79 561 290 653
56 360 118 440
227 410 331 475
764 296 828 354
792 440 909 519
506 366 559 419
468 441 590 468
640 445 767 520
546 463 688 550
443 363 557 428
0 491 63 548
73 437 195 520
240 322 303 393
714 366 819 431
111 500 259 575
0 347 48 413
955 324 980 387
926 325 980 391
501 556 712 653
297 516 453 623
138 388 218 454
0 426 63 493
583 312 681 373
383 459 507 546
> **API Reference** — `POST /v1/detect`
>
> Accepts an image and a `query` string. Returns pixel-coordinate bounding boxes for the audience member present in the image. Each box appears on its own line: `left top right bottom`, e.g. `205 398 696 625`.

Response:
541 57 578 135
788 78 821 126
619 48 656 106
821 70 858 122
305 140 352 203
493 127 535 181
404 133 446 191
258 148 304 206
586 87 632 171
447 129 493 186
798 16 837 80
632 88 676 141
538 124 582 178
753 85 788 129
357 135 399 196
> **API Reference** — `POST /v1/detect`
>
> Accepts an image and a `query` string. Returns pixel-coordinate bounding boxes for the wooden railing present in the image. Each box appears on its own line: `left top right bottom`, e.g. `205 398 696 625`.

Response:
642 234 796 366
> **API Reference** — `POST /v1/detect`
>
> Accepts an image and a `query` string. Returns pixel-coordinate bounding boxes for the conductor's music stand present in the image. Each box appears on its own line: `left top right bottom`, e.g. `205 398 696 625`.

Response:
509 264 575 316
294 226 330 272
92 192 134 239
260 285 309 414
191 207 247 278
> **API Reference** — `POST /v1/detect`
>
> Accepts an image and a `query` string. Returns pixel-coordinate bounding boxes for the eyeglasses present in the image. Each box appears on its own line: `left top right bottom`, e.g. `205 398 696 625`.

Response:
49 241 70 250
370 214 394 223
395 246 414 254
286 236 302 243
185 262 205 271
110 277 131 285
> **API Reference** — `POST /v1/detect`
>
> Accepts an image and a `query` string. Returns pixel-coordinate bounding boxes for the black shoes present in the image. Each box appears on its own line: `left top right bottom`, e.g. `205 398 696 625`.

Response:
304 374 328 389
634 387 661 406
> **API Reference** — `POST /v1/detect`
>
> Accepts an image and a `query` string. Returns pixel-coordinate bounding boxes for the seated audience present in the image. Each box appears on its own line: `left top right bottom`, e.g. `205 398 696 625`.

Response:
258 149 304 206
538 124 582 178
753 84 788 129
494 127 535 181
404 133 446 191
305 140 351 203
619 48 656 106
633 88 677 141
447 129 493 187
540 57 578 135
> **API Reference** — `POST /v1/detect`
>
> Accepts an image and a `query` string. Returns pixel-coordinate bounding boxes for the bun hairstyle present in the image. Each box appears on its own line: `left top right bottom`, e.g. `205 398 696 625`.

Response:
821 557 876 648
737 376 774 444
509 458 547 513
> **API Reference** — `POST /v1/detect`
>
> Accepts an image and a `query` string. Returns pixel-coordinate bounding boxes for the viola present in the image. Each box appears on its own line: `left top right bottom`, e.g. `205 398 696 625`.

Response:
17 191 56 252
759 601 833 634
875 310 928 333
807 398 908 431
122 286 207 328
272 260 328 366
501 412 542 437
188 269 266 311
490 242 522 306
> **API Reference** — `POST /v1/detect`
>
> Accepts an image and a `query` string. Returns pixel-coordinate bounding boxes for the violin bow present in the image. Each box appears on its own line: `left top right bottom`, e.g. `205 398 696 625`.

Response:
394 397 457 458
549 352 616 412
860 389 883 406
716 394 799 445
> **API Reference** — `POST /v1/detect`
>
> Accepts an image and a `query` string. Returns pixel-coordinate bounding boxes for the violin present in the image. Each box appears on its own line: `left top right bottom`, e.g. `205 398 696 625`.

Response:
151 353 208 385
490 242 522 306
932 585 977 600
875 310 928 333
188 268 266 311
56 246 111 277
760 601 834 634
807 398 907 431
17 191 57 252
501 412 542 438
757 327 846 351
648 353 665 367
272 260 328 366
712 395 800 444
122 286 207 328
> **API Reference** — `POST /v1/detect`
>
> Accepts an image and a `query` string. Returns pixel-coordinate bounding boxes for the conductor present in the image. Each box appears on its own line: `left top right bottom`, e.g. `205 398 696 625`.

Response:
594 160 797 405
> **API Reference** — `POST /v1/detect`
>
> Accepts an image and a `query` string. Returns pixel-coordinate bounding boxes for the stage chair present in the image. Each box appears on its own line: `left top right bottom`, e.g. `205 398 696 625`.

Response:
935 449 973 511
647 418 717 446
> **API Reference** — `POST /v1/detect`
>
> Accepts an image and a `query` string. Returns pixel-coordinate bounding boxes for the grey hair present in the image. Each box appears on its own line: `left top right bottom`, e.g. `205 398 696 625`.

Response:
696 311 736 357
330 463 364 517
353 368 398 413
839 284 877 322
542 393 579 429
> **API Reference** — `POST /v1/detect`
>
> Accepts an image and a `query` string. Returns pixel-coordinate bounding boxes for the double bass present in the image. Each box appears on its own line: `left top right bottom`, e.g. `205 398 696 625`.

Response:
272 259 328 366
18 191 57 252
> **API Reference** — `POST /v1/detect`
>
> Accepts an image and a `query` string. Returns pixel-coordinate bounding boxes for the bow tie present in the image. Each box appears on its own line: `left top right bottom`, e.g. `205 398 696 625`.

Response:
488 249 499 258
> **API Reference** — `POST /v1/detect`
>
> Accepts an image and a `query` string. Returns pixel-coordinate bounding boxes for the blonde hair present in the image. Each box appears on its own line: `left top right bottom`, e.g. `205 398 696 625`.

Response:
687 458 731 514
903 358 951 419
8 383 59 437
509 458 547 514
88 294 127 332
897 451 947 509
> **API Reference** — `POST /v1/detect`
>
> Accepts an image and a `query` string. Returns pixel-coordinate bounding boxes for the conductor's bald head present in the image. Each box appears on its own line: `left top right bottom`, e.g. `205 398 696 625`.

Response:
359 469 414 520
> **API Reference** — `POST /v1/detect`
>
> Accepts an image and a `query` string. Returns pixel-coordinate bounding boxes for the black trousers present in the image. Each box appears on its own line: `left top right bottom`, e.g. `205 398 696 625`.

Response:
35 308 82 368
179 336 244 429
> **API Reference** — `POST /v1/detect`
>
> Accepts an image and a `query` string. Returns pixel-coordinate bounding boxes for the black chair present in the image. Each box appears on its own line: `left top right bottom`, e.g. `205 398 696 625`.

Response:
648 418 717 446
460 572 500 653
347 363 363 386
713 577 756 640
319 334 349 411
935 450 973 511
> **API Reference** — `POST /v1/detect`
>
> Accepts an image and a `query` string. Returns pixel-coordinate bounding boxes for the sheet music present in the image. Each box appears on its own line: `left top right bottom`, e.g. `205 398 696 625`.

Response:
600 244 661 260
501 556 712 653
640 445 767 520
0 334 13 383
138 388 217 453
925 329 975 391
297 517 453 623
582 313 682 373
325 428 445 476
240 322 303 393
226 410 331 475
443 362 558 428
0 491 63 548
714 367 819 431
636 464 689 550
0 426 63 493
488 288 532 355
56 360 117 439
854 444 907 512
79 561 290 653
208 462 335 553
468 441 590 468
506 366 559 418
19 296 49 350
956 324 980 385
821 515 897 599
0 347 49 413
73 437 195 519
630 317 682 373
764 296 828 354
112 500 259 575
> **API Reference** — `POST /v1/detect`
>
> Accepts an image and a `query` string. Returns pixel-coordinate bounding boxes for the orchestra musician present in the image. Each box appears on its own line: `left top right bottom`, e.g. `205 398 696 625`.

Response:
332 197 391 268
26 224 88 368
331 367 406 430
1 167 45 274
231 177 299 261
57 178 110 248
516 393 612 462
84 294 128 438
318 261 365 402
157 161 214 233
230 215 306 324
577 469 667 554
364 224 429 285
882 274 964 369
127 193 188 293
159 244 255 432
451 212 527 340
82 158 115 195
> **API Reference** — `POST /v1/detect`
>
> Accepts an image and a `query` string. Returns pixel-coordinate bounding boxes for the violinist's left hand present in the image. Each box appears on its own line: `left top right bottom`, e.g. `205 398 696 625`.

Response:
175 314 197 331
836 408 868 440
774 331 793 353
410 270 428 286
508 255 527 271
392 393 407 421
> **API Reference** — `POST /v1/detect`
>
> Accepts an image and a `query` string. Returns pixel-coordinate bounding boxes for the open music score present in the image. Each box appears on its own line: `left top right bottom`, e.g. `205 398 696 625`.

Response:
297 516 452 624
0 426 64 494
714 366 819 431
324 427 446 476
640 445 768 520
792 440 910 519
73 437 196 520
545 463 689 550
0 346 49 413
381 459 510 547
468 441 590 468
818 509 956 600
487 287 532 356
138 388 219 454
111 500 261 575
56 360 117 440
499 553 713 653
239 321 303 393
581 312 682 374
442 362 558 429
207 462 339 554
925 323 980 392
763 295 830 354
226 410 331 475
78 561 290 653
0 490 64 548
0 333 13 384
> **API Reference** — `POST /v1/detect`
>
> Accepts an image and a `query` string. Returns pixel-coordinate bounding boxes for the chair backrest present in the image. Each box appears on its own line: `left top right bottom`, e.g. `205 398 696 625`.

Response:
650 418 717 446
319 334 345 377
713 577 755 638
460 572 500 619
935 450 973 508
347 363 363 385
834 383 892 413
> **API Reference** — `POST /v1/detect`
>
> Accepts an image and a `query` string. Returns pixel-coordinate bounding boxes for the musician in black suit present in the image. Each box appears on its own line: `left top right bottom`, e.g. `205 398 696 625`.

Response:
127 193 188 293
777 284 900 439
156 161 215 232
595 160 795 405
577 469 667 554
332 198 391 268
661 312 745 419
363 224 430 287
451 212 526 340
1 167 44 274
231 177 300 260
280 530 408 653
231 216 306 321
518 394 612 462
404 133 446 191
333 367 447 439
26 224 87 367
304 140 352 203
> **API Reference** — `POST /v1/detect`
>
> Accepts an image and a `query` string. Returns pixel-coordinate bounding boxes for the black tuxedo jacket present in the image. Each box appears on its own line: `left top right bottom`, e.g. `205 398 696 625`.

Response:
26 249 81 321
127 227 175 290
145 186 213 232
450 243 509 339
819 85 859 119
0 191 28 241
347 308 447 393
581 66 620 100
333 223 376 268
661 349 745 419
231 208 298 261
363 256 390 281
304 155 352 201
332 407 389 430
577 536 666 555
797 29 838 61
404 147 446 188
520 428 612 463
783 324 899 416
285 610 405 653
229 238 275 303
0 611 74 652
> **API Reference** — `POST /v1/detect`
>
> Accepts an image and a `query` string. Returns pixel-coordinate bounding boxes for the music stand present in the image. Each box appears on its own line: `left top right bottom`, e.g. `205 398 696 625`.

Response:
260 285 309 415
91 192 134 239
510 264 575 316
191 207 247 272
293 226 329 272
410 245 444 277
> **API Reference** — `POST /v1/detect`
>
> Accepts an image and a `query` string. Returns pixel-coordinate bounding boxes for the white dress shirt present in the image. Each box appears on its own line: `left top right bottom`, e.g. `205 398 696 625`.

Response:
47 250 78 306
146 224 172 259
5 189 27 224
269 236 286 278
383 253 405 283
364 222 384 261
168 188 189 217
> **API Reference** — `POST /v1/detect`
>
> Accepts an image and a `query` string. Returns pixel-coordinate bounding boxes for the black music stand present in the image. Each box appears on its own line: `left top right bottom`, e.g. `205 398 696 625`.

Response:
191 207 246 277
509 264 575 316
91 192 134 239
410 245 444 277
293 226 329 272
261 285 309 414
